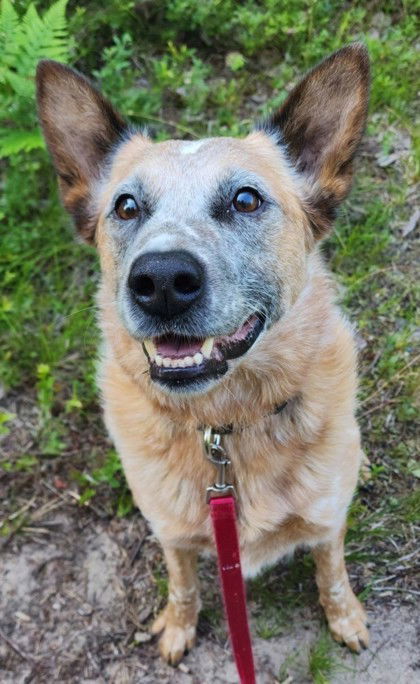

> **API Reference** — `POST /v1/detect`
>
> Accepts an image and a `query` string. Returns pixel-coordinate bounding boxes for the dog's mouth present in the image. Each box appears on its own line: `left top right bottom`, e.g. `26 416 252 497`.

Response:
142 313 265 390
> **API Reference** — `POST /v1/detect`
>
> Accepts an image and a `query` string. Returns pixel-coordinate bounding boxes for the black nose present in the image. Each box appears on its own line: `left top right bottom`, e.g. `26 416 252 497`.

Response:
128 250 205 319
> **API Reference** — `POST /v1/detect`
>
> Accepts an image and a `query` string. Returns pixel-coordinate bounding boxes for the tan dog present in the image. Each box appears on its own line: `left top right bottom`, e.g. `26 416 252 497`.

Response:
36 44 370 665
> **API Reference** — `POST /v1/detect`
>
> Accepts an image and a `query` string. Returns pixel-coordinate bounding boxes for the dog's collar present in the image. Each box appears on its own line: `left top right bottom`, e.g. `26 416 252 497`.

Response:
197 400 289 435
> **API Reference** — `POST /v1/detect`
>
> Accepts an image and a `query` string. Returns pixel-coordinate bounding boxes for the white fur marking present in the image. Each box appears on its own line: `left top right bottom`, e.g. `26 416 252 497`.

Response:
180 140 206 155
329 580 346 598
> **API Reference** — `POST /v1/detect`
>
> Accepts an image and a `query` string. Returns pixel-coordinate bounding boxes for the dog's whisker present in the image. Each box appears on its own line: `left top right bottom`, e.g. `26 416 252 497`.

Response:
219 378 252 426
62 303 99 320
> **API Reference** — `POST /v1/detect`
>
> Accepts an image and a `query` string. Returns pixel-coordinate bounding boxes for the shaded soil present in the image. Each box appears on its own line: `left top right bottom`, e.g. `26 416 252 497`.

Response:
1 500 418 683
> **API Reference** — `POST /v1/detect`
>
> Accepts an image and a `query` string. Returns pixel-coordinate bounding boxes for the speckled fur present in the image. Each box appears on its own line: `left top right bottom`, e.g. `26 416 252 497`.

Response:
37 44 370 665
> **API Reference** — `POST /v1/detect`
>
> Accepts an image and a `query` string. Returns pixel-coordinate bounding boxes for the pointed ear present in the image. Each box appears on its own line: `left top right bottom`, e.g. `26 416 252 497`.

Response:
261 44 369 238
36 60 127 243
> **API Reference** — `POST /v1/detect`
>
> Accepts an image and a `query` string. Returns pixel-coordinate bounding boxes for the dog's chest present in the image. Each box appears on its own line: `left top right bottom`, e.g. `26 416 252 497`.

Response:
140 431 345 555
102 363 356 561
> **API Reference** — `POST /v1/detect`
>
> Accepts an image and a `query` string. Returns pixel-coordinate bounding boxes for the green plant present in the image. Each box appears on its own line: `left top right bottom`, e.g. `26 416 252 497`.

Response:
35 361 66 456
77 451 134 516
0 411 15 435
93 36 211 136
0 0 70 156
2 454 38 472
153 569 169 599
250 553 317 640
36 362 55 420
308 631 337 683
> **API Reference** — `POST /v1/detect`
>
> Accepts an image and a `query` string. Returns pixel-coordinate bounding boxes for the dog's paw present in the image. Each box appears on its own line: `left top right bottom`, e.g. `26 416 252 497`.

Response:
151 603 197 665
323 591 369 653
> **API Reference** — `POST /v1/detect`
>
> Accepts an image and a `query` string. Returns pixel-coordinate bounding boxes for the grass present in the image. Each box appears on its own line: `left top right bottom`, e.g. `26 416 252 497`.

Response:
249 553 317 639
0 1 418 680
308 631 338 684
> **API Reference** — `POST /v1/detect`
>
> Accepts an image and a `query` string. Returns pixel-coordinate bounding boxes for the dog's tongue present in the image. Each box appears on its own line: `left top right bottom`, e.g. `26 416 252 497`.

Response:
154 316 259 359
155 335 203 359
220 314 258 345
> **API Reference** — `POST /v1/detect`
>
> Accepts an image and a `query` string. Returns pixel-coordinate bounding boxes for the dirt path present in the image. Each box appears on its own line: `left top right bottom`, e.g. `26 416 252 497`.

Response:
1 505 418 683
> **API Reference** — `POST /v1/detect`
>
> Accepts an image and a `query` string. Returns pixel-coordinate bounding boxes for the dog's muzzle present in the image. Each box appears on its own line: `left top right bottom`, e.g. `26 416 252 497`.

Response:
127 249 265 392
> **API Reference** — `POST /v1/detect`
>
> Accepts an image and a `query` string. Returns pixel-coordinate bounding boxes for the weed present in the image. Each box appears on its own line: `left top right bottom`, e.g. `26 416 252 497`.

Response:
36 363 55 421
308 631 337 683
0 411 15 436
153 568 169 599
278 650 301 683
73 450 134 516
2 454 38 472
250 553 318 639
255 604 287 639
395 490 420 524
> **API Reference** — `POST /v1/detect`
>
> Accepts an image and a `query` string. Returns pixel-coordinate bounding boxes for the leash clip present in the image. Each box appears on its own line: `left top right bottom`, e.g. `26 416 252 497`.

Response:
203 426 235 502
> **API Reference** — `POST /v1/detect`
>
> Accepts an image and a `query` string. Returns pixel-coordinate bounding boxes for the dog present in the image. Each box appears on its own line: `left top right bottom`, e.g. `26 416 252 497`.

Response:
36 43 370 665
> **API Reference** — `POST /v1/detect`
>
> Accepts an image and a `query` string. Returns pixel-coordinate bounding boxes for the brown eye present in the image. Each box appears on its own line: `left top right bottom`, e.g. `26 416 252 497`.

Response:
233 188 262 213
115 194 140 220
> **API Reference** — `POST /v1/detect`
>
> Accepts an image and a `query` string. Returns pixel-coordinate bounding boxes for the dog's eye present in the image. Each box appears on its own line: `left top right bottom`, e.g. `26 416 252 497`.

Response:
233 188 262 213
115 194 140 220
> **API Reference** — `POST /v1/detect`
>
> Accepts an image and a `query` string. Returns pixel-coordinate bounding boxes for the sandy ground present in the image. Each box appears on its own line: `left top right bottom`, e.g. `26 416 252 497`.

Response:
1 504 418 684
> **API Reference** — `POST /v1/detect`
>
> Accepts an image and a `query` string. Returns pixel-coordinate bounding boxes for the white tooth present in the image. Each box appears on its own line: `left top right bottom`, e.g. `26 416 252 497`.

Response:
163 357 171 367
193 352 203 365
201 337 214 359
155 355 163 366
184 356 193 366
177 358 186 368
173 359 183 368
144 339 156 358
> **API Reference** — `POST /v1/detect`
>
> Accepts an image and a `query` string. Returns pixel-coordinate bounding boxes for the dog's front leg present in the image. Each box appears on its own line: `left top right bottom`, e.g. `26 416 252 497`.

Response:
151 545 200 665
312 527 369 652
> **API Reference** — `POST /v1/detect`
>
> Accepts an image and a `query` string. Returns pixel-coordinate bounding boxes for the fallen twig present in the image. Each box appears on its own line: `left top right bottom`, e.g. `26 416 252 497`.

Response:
371 587 420 596
0 627 36 663
361 354 419 406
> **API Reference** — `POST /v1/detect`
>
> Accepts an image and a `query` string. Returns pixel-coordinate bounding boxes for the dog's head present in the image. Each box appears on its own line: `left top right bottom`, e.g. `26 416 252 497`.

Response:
36 45 369 397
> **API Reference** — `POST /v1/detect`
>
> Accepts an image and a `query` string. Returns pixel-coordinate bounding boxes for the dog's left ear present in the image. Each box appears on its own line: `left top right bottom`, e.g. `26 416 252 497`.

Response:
261 43 369 237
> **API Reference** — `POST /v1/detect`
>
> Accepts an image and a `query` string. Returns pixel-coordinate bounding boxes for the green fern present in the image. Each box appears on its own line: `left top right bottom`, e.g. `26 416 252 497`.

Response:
0 128 44 156
0 0 70 157
0 0 19 76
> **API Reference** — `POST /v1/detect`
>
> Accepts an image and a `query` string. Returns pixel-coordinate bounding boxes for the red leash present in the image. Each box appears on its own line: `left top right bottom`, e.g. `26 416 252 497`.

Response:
204 428 256 684
210 496 256 684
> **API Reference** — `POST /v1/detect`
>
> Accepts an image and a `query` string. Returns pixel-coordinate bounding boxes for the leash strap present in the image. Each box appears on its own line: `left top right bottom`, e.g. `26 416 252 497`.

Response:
209 496 256 684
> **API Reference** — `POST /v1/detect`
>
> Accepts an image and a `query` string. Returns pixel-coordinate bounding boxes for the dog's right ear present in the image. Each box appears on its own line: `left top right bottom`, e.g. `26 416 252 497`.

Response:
36 60 127 244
